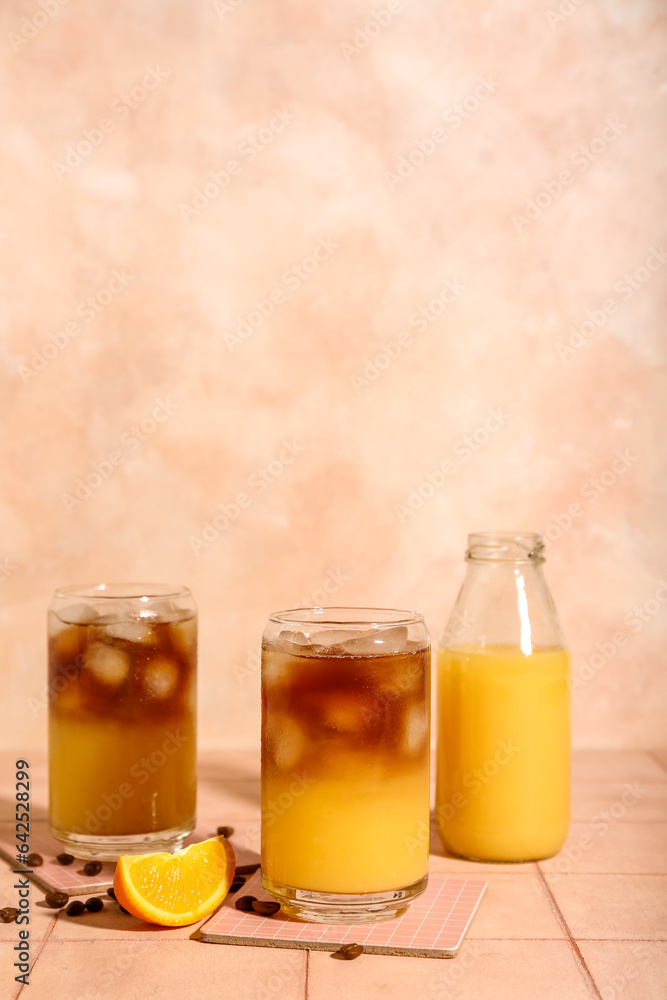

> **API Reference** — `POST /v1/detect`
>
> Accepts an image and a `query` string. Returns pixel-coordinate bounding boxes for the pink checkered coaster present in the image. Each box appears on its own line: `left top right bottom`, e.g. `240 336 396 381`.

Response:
201 872 487 959
0 822 259 897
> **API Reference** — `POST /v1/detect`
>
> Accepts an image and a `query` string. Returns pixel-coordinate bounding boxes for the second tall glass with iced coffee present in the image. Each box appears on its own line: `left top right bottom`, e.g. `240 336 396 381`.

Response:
261 608 431 923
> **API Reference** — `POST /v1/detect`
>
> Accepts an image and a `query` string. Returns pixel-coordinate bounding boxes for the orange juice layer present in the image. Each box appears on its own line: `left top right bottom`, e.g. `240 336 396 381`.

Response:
436 645 571 862
262 760 429 894
49 716 196 836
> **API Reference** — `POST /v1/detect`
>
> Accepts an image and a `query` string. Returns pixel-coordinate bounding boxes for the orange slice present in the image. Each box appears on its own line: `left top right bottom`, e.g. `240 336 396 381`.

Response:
113 836 236 926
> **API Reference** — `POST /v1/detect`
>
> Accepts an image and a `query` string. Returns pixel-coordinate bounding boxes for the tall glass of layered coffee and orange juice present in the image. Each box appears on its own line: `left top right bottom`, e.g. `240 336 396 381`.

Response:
48 584 197 860
261 608 430 923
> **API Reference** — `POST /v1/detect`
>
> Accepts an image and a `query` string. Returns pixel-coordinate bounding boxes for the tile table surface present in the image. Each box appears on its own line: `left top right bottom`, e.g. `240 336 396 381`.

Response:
0 748 665 1000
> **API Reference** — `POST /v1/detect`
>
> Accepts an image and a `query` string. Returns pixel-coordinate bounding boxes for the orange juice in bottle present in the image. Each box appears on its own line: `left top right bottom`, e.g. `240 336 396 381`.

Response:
436 534 570 862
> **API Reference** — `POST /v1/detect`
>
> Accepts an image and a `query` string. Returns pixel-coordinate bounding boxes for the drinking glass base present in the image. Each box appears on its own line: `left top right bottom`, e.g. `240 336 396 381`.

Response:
48 820 195 861
261 874 428 924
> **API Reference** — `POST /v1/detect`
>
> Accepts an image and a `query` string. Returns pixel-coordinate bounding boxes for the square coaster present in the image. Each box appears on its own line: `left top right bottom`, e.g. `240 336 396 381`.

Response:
201 871 487 958
0 821 260 897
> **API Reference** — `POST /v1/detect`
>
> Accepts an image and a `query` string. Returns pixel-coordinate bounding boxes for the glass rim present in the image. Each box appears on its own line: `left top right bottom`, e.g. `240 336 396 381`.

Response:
52 583 192 600
267 607 425 627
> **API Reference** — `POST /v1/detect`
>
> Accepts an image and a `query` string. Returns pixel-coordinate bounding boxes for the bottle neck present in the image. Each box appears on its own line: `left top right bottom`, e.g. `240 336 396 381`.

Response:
441 533 566 652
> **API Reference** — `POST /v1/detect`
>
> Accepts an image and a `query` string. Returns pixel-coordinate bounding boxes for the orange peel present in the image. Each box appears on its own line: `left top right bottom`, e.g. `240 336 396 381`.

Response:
113 835 236 927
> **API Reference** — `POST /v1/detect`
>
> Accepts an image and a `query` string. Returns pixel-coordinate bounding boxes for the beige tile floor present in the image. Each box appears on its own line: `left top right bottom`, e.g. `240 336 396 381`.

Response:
0 750 665 1000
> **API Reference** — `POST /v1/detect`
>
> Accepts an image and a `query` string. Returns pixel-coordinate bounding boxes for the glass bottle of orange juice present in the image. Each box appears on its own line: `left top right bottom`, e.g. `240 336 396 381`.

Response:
436 532 570 862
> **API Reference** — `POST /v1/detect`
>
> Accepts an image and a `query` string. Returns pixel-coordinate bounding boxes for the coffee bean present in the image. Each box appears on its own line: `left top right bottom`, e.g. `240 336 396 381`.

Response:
26 852 43 867
85 897 104 912
45 891 69 909
83 861 102 876
234 895 257 912
251 900 281 916
0 907 19 923
56 853 74 866
338 943 363 960
66 900 86 916
228 877 245 894
119 905 129 914
107 888 116 900
217 826 234 838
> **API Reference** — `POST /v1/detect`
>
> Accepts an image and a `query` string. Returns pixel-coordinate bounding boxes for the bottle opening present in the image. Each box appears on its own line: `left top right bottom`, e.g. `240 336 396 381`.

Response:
466 533 545 563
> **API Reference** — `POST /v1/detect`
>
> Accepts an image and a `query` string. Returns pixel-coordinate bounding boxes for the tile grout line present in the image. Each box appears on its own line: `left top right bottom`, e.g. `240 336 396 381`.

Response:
536 866 603 1000
13 913 58 999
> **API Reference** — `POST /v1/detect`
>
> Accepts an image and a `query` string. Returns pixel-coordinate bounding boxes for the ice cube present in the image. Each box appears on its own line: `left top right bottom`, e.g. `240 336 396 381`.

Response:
84 643 130 686
340 626 409 656
279 629 311 645
102 621 155 644
323 694 367 731
262 649 293 686
402 704 428 754
48 612 81 660
313 628 360 648
272 630 319 658
50 626 81 666
265 714 304 770
171 617 197 657
56 679 82 714
382 654 423 696
276 629 311 651
48 612 68 640
57 603 100 626
141 657 179 699
131 599 182 623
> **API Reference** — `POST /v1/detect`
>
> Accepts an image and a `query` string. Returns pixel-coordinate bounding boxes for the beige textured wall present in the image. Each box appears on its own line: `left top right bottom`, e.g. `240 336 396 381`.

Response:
1 0 665 750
